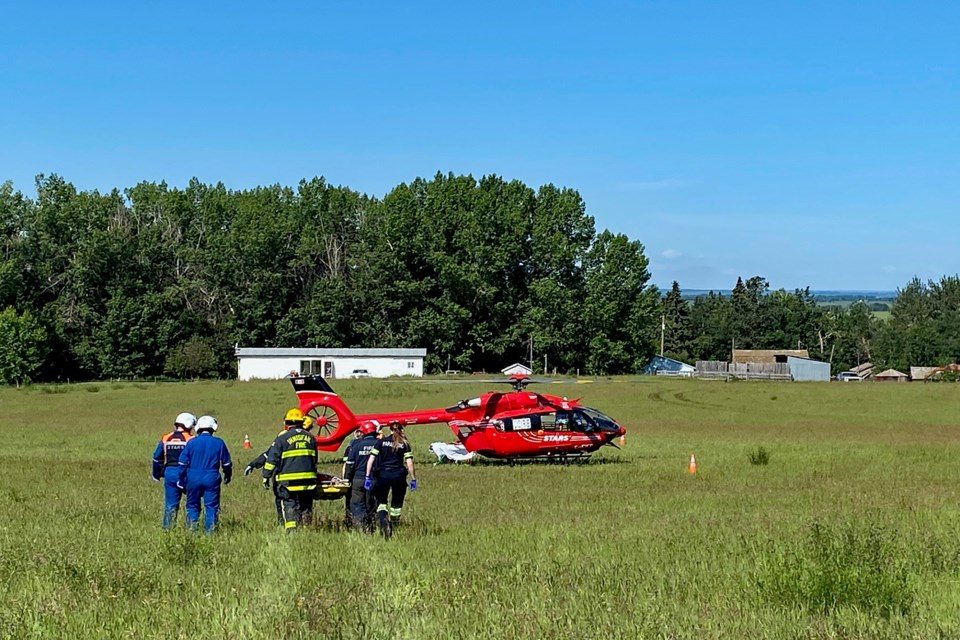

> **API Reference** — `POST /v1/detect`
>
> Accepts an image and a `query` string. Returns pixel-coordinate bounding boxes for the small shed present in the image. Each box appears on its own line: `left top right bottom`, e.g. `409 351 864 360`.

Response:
501 363 532 376
642 356 696 377
787 356 830 382
910 366 938 381
874 368 909 383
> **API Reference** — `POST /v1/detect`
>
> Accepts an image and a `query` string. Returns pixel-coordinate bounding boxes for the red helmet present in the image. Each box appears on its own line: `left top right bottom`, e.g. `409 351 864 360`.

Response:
359 419 380 435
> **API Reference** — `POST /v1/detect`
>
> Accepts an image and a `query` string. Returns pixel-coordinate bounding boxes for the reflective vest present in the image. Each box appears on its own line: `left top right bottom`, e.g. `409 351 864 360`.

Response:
159 430 193 468
262 428 319 492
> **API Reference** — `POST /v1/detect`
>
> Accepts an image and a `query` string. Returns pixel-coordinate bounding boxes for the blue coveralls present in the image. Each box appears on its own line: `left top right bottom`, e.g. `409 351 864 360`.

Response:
178 432 232 533
152 429 192 529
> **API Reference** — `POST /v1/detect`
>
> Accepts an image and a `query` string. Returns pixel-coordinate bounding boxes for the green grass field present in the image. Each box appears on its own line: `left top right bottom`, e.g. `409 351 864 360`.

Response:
3 378 960 639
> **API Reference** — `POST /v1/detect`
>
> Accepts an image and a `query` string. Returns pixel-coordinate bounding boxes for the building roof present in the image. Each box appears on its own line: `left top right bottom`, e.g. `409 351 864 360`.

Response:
236 347 426 358
852 362 874 376
732 349 809 362
910 366 938 381
642 355 696 374
501 363 533 375
874 368 908 379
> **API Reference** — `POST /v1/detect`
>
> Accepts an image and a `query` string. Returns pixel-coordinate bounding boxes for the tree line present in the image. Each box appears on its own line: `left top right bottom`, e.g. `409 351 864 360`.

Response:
1 174 957 385
661 275 960 374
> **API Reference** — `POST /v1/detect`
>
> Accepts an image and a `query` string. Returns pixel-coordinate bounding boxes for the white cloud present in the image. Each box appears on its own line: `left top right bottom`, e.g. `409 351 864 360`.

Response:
661 248 682 259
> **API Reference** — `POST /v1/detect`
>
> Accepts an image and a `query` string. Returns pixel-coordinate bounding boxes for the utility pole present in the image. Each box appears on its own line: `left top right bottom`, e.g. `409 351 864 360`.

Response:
529 335 534 371
660 314 665 356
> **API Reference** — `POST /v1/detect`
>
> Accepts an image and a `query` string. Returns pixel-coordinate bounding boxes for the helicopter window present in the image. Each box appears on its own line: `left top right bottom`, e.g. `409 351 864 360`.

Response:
512 417 533 431
570 411 596 433
554 412 572 431
499 417 536 432
581 408 617 431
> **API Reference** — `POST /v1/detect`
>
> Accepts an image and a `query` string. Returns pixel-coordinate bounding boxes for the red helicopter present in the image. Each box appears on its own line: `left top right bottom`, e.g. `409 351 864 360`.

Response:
291 373 626 460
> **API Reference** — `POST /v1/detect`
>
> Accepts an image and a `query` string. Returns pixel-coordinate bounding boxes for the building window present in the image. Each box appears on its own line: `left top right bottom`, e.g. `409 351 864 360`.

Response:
300 360 323 376
407 361 415 369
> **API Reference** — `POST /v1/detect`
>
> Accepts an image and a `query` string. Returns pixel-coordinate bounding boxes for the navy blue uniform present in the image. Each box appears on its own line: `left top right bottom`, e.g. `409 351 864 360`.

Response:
178 432 232 533
344 433 378 531
151 429 193 529
369 436 413 537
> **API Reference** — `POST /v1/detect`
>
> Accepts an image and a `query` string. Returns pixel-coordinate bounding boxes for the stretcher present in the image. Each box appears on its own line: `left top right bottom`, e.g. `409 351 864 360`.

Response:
316 473 349 500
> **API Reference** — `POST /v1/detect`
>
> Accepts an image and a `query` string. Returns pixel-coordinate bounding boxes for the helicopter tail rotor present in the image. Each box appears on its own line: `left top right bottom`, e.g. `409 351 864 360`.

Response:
291 375 358 450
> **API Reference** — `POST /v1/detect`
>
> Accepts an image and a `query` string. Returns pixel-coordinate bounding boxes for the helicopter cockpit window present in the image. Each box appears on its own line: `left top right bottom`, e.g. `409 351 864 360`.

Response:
581 408 617 432
570 411 596 433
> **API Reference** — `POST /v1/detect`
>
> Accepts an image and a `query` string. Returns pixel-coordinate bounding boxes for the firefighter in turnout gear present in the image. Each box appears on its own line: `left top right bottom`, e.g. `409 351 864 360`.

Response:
245 416 313 526
151 412 196 529
262 408 319 531
364 421 417 538
342 419 380 532
178 415 232 534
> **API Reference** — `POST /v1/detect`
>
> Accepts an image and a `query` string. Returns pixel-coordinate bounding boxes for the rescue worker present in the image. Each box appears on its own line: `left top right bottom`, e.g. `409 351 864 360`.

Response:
178 415 232 534
364 421 417 538
342 420 380 532
262 408 318 531
151 412 197 529
244 415 313 526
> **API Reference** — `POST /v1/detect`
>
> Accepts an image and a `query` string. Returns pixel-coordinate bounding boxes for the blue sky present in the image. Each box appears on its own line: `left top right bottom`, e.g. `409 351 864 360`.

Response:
1 1 957 290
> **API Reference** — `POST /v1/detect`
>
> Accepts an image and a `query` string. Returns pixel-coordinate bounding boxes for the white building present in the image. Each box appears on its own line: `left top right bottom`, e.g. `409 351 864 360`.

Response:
236 347 426 381
501 363 533 376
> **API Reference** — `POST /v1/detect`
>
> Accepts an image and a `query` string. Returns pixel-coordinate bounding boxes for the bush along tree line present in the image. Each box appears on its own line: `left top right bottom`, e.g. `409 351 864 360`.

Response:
1 174 958 384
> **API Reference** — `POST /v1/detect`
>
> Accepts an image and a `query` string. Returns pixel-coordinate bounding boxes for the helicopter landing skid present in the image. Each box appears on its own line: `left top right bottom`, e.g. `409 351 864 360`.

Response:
504 452 593 466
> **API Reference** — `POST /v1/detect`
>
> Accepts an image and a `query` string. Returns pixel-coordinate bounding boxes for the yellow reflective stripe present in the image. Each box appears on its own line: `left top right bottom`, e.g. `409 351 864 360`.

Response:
263 462 276 471
403 452 413 460
389 507 402 517
377 504 388 512
277 472 318 482
369 449 379 456
286 485 316 491
281 449 315 458
284 521 297 529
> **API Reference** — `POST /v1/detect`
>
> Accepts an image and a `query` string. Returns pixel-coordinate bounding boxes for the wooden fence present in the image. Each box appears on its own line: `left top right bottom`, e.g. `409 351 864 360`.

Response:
695 361 792 381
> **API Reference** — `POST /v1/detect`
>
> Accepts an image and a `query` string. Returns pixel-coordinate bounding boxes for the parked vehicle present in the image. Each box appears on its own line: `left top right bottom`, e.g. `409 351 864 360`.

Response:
350 369 371 378
836 371 862 382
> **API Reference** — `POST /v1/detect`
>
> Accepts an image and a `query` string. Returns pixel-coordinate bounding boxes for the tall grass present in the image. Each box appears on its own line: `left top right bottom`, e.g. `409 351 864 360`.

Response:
2 378 960 638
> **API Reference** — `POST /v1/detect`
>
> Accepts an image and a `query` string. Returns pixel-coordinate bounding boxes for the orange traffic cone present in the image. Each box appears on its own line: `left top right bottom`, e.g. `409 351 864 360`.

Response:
688 453 697 474
243 434 251 449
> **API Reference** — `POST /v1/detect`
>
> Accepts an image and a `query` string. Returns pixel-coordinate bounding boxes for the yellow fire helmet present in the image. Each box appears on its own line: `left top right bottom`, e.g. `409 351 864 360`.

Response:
284 407 305 427
302 416 314 430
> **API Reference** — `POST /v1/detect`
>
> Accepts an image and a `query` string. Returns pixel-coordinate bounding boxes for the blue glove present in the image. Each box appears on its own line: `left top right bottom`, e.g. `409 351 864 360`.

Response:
363 476 373 491
409 479 418 491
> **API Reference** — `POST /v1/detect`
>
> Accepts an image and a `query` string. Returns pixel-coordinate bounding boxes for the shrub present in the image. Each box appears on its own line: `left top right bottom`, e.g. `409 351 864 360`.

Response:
748 446 770 465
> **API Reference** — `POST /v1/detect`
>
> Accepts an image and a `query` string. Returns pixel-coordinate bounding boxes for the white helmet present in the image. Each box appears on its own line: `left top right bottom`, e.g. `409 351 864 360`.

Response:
196 415 218 432
175 412 197 430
